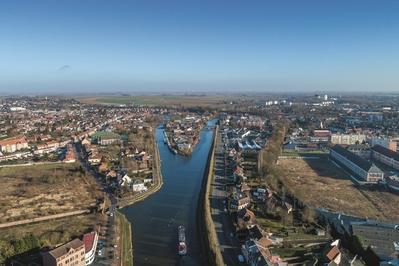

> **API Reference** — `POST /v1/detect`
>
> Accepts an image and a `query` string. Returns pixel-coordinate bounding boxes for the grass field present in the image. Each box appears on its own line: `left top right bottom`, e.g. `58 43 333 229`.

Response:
0 163 102 223
80 94 232 107
277 156 399 222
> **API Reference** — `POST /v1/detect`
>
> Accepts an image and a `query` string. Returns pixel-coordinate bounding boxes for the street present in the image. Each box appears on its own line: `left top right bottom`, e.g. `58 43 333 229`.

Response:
74 143 120 265
209 129 243 266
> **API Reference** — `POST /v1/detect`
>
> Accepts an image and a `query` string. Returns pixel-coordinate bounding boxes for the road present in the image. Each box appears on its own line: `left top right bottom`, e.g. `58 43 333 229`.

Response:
74 143 119 265
209 128 243 266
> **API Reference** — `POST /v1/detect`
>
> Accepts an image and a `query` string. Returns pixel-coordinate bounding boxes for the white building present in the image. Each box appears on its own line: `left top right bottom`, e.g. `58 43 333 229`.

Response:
132 180 147 192
331 133 366 145
83 231 98 265
121 174 132 186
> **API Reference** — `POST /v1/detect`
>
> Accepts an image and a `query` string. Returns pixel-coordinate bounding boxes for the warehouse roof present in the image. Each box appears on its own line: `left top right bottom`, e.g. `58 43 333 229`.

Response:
331 145 373 172
372 145 399 162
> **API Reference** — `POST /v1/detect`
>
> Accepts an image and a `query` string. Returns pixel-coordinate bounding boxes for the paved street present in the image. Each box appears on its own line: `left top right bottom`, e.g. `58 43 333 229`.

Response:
74 143 119 266
210 129 243 266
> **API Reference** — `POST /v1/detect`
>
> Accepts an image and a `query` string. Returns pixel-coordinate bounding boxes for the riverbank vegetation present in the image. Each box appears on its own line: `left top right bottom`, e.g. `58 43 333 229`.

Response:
117 211 133 266
203 126 224 266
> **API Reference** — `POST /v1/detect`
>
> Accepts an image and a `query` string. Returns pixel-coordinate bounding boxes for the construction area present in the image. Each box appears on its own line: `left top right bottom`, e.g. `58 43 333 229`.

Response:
277 155 399 222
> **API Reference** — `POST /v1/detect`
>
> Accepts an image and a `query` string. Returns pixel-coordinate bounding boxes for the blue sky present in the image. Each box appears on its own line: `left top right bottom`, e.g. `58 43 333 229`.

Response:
1 0 399 94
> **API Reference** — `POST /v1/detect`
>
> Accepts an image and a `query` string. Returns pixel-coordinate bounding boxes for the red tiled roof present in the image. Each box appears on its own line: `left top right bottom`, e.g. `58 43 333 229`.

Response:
326 245 340 261
83 231 97 253
314 130 331 137
0 136 27 146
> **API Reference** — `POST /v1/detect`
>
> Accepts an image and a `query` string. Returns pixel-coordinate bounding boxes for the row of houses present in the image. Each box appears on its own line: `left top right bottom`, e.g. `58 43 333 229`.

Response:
0 136 29 153
232 196 285 265
0 136 73 162
0 133 75 154
230 183 345 265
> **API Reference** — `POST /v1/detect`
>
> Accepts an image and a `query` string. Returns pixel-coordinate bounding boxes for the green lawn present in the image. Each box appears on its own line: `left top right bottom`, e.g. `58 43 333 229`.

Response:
117 211 133 266
256 217 285 233
270 246 319 258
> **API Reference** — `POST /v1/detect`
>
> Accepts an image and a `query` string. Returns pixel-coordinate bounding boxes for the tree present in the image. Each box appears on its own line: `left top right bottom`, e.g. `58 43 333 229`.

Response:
302 207 317 225
12 234 40 256
280 210 293 226
0 240 15 264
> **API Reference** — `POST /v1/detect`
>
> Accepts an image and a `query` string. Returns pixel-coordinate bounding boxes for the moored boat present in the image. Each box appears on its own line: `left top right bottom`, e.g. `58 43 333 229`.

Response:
178 225 187 255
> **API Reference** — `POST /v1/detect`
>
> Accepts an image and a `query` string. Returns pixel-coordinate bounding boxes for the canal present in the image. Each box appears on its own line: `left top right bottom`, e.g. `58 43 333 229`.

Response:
121 119 217 266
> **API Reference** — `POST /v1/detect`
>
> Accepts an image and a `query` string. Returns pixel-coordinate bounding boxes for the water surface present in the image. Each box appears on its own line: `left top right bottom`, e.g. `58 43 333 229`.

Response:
122 120 216 266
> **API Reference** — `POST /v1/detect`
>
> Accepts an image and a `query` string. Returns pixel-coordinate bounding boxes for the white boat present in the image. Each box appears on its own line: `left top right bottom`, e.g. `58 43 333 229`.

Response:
178 225 187 255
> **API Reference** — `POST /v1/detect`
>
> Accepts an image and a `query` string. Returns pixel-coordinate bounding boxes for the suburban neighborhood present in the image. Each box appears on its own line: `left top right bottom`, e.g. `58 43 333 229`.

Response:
2 93 399 265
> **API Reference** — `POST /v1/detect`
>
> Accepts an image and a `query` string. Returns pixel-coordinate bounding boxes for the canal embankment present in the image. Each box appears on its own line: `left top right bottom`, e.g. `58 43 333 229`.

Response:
116 131 164 266
197 124 224 266
117 210 133 266
121 120 217 265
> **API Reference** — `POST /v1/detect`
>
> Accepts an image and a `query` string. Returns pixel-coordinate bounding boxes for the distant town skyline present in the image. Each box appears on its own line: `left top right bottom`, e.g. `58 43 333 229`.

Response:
1 0 399 93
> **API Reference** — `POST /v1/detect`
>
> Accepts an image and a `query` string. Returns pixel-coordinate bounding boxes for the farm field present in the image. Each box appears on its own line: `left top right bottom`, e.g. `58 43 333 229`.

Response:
0 163 102 223
79 94 233 107
277 155 399 222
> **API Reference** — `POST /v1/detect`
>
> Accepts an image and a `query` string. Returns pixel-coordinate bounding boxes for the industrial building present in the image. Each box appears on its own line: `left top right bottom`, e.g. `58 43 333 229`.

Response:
330 145 384 183
351 221 399 261
372 145 399 171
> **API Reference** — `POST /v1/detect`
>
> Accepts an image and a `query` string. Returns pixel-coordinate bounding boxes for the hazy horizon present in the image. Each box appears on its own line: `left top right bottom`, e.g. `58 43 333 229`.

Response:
1 0 399 93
